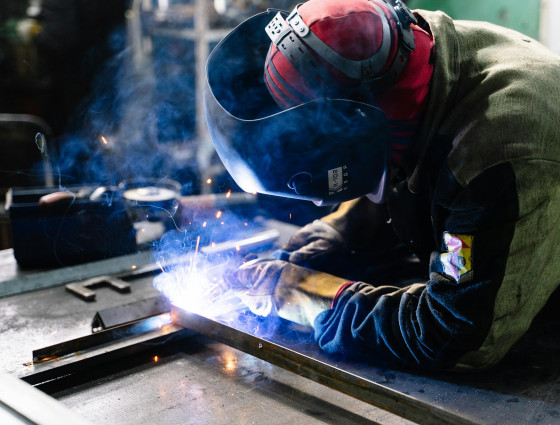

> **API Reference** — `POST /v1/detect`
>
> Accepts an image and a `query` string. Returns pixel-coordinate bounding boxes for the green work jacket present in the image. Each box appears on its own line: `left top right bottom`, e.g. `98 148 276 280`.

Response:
314 10 560 369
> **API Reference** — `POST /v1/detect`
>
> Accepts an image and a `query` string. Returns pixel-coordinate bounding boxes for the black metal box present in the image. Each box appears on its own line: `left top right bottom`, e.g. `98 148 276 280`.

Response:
6 186 137 268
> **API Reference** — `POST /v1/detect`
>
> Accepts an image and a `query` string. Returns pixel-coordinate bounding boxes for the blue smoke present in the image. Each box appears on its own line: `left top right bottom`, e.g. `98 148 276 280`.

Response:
49 22 199 190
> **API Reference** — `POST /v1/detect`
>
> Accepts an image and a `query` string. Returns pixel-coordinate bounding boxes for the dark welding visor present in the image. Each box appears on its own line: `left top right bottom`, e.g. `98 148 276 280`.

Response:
204 9 391 205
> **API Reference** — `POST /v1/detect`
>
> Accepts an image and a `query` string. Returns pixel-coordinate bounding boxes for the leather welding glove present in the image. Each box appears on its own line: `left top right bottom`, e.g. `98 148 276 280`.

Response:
227 259 348 327
281 220 350 274
281 198 398 280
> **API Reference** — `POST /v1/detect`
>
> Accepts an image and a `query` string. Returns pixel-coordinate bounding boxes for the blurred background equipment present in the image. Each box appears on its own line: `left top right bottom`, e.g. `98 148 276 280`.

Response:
0 114 53 249
0 0 557 254
407 0 543 41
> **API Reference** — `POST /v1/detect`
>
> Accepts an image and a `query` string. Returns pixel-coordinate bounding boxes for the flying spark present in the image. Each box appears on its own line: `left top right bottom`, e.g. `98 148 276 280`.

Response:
223 352 237 373
191 235 201 274
157 261 165 273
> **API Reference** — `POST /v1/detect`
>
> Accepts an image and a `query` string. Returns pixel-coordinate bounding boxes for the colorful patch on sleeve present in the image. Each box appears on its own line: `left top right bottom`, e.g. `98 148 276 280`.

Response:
440 232 473 282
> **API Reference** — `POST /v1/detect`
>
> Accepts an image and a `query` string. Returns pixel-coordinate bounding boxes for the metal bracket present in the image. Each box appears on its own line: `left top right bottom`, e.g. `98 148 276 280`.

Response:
265 12 291 45
286 7 309 37
65 276 131 301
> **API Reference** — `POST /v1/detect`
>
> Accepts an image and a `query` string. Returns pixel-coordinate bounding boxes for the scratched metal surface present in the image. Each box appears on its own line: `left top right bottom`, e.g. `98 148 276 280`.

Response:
54 335 415 425
0 271 162 376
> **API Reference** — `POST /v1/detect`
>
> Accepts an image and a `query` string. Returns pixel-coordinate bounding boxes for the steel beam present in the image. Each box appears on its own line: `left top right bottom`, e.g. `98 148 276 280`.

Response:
172 306 483 425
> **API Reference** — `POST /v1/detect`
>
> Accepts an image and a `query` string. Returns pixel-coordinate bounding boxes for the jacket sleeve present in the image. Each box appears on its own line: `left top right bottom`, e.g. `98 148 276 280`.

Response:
314 163 526 369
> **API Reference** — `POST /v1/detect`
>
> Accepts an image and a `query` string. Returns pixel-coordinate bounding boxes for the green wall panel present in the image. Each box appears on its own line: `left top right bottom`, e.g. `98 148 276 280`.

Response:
407 0 540 39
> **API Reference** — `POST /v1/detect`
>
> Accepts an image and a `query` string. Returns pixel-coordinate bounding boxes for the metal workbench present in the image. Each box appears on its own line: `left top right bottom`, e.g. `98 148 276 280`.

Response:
1 221 559 425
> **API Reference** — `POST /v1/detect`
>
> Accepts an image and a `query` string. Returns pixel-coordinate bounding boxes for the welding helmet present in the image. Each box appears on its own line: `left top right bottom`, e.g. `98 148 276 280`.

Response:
204 0 417 205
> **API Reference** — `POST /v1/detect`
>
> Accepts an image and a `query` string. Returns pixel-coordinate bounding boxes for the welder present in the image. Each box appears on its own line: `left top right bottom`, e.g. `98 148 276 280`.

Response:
204 0 560 370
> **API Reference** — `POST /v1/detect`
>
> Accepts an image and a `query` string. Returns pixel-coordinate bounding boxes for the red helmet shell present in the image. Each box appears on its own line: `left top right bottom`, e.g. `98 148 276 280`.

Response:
264 0 399 108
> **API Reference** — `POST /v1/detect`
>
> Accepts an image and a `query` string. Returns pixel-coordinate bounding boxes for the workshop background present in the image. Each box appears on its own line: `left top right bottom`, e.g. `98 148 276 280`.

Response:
1 1 560 425
1 0 559 250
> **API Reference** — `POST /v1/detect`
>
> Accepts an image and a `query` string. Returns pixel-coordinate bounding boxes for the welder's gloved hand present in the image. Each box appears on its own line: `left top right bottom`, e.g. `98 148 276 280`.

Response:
281 220 353 277
227 259 348 327
226 259 283 317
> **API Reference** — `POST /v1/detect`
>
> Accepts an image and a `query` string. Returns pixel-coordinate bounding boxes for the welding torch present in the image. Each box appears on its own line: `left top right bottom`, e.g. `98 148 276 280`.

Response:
154 228 282 316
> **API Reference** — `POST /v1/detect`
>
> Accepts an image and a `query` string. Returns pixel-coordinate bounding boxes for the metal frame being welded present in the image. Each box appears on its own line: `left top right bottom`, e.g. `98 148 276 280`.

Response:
171 306 482 425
